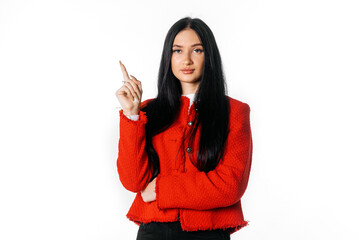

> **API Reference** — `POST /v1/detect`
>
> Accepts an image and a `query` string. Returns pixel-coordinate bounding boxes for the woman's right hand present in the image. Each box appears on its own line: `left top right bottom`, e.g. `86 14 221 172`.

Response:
115 61 143 115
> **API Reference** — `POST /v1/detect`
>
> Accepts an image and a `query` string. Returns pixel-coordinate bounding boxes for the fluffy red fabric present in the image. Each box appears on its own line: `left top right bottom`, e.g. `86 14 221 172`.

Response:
117 96 253 235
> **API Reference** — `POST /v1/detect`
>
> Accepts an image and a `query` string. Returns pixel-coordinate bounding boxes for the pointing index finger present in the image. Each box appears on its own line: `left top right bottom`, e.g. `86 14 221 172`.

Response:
119 60 130 81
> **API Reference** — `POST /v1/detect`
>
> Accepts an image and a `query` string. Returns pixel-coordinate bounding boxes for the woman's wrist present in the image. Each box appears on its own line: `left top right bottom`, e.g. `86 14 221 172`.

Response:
123 109 139 116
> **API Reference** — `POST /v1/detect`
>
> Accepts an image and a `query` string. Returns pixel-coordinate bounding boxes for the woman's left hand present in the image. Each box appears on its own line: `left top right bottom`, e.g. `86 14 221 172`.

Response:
140 177 157 202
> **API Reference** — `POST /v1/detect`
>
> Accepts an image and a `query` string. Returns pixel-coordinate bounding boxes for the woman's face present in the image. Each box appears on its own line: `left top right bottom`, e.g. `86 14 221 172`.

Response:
171 28 204 93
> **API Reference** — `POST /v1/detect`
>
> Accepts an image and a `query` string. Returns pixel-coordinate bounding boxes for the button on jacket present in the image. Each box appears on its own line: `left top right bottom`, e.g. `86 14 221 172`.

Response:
117 95 253 234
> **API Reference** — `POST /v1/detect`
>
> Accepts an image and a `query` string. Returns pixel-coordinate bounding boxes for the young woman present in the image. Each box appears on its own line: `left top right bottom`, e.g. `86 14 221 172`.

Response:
115 17 253 240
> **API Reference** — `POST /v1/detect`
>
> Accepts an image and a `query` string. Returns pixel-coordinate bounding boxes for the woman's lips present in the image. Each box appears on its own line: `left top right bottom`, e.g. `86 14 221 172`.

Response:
181 69 194 74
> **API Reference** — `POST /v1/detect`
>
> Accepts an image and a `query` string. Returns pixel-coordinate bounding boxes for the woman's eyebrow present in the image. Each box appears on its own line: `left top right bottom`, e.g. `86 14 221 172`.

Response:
172 43 203 48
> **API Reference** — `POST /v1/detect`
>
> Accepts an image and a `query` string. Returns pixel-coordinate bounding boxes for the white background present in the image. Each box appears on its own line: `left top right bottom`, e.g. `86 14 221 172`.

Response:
0 0 358 239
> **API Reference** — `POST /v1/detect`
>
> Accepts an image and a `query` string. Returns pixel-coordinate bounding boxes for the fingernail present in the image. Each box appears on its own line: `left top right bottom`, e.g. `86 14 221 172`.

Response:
119 60 122 64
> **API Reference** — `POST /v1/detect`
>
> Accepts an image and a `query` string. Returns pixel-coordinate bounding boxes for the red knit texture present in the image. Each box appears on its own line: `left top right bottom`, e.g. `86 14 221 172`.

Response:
117 96 253 235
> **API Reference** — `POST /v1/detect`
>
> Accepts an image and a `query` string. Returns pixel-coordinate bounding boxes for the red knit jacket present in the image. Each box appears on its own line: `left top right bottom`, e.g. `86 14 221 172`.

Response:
117 95 253 234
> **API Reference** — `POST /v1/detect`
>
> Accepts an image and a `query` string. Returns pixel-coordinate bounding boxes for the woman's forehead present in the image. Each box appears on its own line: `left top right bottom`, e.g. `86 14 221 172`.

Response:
173 29 202 46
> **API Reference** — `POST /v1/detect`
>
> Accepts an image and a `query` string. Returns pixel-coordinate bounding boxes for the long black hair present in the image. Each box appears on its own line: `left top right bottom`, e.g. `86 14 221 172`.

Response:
142 17 230 181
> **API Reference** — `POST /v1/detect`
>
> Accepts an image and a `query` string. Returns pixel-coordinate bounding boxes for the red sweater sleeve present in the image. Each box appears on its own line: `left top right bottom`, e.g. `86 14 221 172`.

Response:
155 103 252 210
117 106 152 193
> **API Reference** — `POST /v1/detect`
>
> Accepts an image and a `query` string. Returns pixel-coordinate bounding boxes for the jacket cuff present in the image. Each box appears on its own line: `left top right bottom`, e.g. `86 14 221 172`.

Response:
156 173 178 209
119 109 148 125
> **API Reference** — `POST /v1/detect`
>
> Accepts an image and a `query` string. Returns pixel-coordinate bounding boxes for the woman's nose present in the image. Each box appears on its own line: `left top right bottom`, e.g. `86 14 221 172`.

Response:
183 51 193 65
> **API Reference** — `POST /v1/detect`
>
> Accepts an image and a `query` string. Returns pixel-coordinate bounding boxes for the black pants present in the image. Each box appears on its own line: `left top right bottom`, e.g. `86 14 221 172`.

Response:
136 220 230 240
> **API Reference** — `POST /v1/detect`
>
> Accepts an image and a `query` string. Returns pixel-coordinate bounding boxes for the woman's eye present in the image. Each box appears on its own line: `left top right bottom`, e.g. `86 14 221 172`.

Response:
194 49 203 53
172 49 181 53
